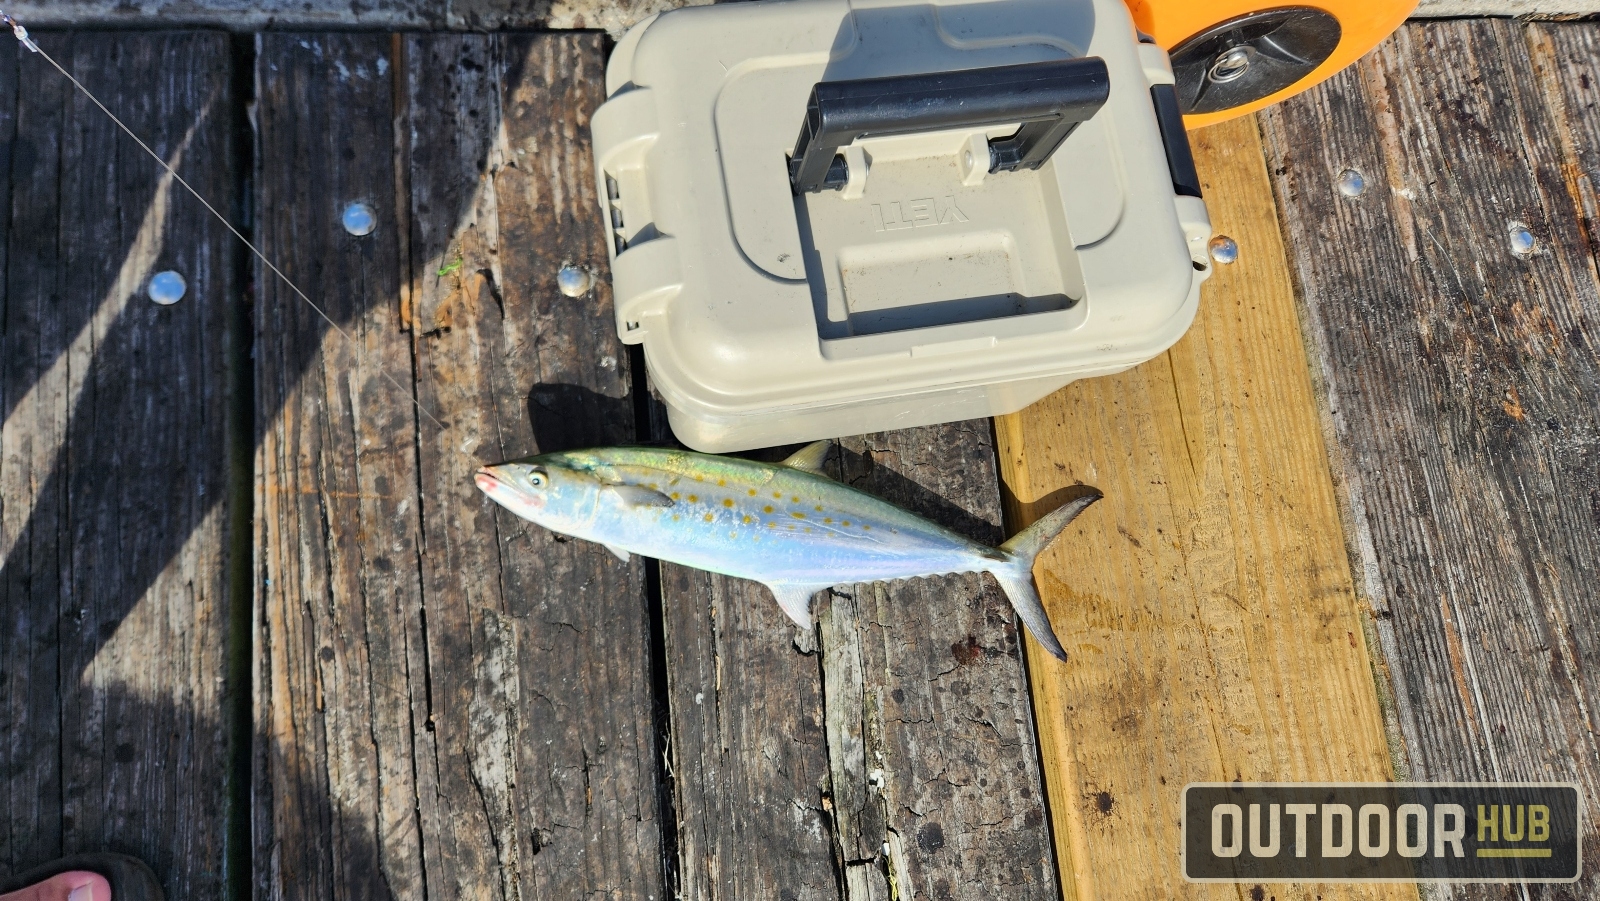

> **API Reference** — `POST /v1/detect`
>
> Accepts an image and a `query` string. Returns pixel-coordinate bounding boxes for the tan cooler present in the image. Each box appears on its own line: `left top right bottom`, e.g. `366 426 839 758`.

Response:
591 0 1213 452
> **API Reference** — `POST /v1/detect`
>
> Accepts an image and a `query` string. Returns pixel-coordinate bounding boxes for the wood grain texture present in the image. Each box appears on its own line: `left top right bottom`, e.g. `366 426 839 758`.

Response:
660 561 840 901
995 114 1408 900
659 425 1059 901
252 33 424 901
15 0 1600 35
0 32 236 900
405 33 663 900
6 0 700 36
1260 19 1600 897
253 32 664 901
831 429 1057 901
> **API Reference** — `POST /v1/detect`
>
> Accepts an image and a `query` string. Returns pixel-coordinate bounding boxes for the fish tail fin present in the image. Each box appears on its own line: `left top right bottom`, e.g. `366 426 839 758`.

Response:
990 490 1103 663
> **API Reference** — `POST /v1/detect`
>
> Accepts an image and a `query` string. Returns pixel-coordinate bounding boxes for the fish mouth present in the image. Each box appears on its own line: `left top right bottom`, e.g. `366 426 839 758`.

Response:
474 467 505 496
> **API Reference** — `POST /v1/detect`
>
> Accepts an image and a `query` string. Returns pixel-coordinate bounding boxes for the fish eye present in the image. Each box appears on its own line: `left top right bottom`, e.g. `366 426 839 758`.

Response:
528 468 547 487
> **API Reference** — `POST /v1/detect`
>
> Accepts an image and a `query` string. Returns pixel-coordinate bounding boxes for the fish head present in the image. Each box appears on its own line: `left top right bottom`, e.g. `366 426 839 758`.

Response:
475 455 601 530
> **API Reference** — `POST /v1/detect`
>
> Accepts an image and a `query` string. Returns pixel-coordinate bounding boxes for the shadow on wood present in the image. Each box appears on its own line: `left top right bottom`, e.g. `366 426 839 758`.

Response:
0 33 237 900
251 32 664 901
2 26 1064 901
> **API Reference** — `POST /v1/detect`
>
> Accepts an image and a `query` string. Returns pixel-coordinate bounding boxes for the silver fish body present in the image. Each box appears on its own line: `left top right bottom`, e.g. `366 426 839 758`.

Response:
474 442 1098 661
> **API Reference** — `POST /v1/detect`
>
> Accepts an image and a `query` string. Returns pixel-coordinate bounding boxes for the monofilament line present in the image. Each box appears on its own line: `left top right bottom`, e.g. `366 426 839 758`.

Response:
1 13 447 432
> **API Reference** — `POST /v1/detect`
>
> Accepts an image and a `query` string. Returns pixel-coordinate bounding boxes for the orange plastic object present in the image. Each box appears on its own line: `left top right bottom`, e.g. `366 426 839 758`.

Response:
1125 0 1416 127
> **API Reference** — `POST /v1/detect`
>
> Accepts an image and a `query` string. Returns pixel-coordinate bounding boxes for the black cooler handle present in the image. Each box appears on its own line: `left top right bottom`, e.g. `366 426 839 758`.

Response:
788 57 1111 194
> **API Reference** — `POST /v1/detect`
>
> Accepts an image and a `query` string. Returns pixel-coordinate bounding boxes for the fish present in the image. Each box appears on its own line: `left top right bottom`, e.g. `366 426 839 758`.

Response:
473 440 1099 661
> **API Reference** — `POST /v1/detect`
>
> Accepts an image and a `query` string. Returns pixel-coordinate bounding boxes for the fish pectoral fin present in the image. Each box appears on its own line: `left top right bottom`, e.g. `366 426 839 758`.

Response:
765 583 829 629
602 543 630 563
780 440 835 477
605 483 675 508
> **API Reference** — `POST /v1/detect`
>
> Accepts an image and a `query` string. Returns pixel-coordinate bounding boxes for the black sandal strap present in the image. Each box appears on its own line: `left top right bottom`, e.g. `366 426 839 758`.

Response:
0 852 164 901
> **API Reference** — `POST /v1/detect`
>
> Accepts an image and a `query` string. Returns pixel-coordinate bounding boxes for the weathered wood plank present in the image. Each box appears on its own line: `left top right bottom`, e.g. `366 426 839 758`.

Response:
661 559 840 901
994 114 1408 900
253 32 665 901
252 33 425 901
1260 18 1600 896
1416 1 1600 14
24 0 1600 35
5 0 697 35
660 426 1059 901
405 33 663 900
0 32 236 901
831 428 1058 901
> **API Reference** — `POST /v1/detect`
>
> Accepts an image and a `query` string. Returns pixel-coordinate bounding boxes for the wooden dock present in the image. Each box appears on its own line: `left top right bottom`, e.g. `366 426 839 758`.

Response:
1 19 1597 901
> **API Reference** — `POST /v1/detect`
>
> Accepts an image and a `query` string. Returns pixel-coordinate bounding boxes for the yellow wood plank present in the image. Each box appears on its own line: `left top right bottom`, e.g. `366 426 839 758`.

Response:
995 114 1412 901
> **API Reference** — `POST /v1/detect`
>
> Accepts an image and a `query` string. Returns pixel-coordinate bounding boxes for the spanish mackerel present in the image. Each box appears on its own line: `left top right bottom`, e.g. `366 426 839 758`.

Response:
473 441 1099 660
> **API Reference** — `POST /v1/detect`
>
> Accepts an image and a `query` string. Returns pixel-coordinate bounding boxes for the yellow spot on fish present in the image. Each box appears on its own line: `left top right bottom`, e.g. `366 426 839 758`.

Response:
742 515 753 524
688 494 698 503
718 479 726 486
805 527 812 533
862 524 871 530
823 518 833 524
723 499 734 508
787 524 796 530
764 505 774 514
767 522 775 528
671 492 681 500
842 520 851 527
791 496 800 502
815 505 823 512
748 489 757 496
672 514 681 521
703 513 713 522
791 512 806 519
774 491 782 498
648 482 658 489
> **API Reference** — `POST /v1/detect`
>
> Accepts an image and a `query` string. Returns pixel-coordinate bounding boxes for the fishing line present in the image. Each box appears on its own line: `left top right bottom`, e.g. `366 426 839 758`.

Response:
0 12 447 432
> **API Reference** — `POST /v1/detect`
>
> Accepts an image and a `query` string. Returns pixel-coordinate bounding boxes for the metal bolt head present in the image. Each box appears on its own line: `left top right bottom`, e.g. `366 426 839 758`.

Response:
342 202 376 237
557 264 592 297
1208 235 1239 265
148 270 187 305
1209 46 1255 84
1336 169 1366 198
1509 222 1535 256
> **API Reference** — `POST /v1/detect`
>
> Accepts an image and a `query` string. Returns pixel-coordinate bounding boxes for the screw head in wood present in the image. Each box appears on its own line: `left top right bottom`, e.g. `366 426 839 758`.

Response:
1509 222 1535 256
1208 235 1239 265
148 270 187 305
1336 169 1366 198
342 202 376 237
557 264 592 297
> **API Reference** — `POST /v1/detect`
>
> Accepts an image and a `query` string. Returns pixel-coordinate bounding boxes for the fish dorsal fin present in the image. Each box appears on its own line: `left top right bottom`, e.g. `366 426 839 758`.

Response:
781 440 834 477
766 583 829 628
602 543 630 563
605 483 675 508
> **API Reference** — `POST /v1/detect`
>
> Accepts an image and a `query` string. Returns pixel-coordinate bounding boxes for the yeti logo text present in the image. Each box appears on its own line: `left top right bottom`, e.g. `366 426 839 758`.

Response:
872 196 969 231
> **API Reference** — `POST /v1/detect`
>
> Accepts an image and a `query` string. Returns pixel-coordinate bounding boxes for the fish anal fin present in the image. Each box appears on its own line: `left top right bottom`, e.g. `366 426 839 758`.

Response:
606 483 675 508
602 543 630 563
766 583 829 629
780 440 834 477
